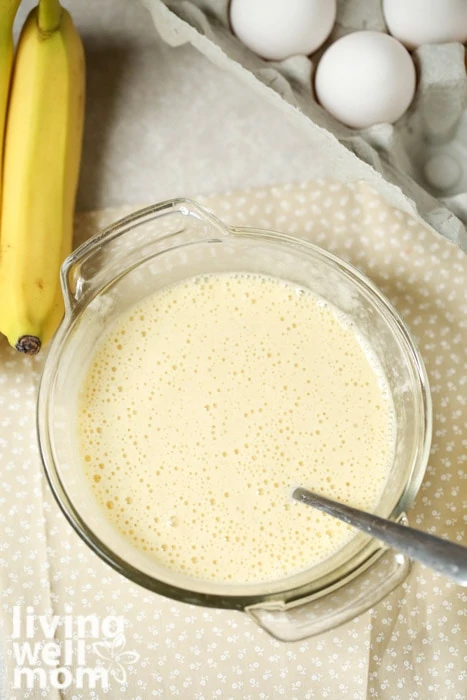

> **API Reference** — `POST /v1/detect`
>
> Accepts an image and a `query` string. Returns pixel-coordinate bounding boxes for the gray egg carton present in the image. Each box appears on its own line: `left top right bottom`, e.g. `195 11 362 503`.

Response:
140 0 467 250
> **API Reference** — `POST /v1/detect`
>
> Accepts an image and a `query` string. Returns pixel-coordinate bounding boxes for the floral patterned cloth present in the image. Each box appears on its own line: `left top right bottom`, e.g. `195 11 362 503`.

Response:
0 180 466 699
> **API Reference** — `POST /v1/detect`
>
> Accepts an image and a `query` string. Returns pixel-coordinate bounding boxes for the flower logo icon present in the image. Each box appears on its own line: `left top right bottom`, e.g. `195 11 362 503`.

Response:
92 633 140 684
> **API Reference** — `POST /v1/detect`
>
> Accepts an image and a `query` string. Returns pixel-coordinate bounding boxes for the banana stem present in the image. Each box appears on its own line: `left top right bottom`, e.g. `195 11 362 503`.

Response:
37 0 62 34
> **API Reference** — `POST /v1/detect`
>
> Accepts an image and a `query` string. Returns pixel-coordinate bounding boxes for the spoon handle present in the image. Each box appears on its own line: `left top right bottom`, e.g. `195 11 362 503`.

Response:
293 487 467 586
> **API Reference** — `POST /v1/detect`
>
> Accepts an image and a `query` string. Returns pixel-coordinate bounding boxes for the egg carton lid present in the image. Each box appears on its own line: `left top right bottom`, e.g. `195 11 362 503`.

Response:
140 0 467 250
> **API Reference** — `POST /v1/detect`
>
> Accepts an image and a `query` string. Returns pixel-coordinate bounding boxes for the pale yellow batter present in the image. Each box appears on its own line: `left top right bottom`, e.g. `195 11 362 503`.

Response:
78 273 394 583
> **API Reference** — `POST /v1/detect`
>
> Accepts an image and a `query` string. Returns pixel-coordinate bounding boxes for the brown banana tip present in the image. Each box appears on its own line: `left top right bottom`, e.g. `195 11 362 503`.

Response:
15 335 41 355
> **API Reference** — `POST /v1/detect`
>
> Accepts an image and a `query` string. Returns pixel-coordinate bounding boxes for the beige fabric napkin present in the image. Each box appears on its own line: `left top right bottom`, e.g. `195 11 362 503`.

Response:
0 180 466 700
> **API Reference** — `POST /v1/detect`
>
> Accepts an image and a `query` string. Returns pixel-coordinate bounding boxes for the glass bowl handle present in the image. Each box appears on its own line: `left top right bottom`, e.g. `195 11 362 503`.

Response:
245 547 411 642
60 199 227 312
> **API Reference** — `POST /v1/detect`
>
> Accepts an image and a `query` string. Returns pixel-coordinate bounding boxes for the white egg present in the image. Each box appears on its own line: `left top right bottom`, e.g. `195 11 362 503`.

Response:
229 0 336 61
383 0 467 49
314 31 416 130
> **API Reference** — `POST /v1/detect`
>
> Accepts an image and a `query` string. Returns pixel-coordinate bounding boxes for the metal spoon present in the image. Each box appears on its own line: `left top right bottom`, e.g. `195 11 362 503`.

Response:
293 487 467 586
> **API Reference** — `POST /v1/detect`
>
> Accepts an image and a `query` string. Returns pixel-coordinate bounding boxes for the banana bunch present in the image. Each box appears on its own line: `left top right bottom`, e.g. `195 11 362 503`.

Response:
0 0 85 354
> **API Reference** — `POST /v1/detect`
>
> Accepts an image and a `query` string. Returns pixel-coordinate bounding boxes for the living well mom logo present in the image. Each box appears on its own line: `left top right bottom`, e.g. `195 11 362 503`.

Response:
10 605 140 691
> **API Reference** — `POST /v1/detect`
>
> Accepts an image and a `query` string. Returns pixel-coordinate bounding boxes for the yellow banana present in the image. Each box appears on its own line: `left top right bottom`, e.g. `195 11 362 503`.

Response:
0 0 85 354
0 0 22 188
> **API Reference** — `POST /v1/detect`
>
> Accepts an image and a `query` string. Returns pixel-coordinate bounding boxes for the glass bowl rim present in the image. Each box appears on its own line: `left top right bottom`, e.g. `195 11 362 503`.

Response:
37 199 432 609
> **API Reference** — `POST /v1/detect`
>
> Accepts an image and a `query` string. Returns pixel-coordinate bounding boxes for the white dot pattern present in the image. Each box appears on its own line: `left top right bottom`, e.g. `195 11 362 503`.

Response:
0 180 466 699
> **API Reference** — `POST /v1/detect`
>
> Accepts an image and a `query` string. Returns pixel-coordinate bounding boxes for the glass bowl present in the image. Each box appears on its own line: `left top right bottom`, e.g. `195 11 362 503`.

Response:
37 199 431 641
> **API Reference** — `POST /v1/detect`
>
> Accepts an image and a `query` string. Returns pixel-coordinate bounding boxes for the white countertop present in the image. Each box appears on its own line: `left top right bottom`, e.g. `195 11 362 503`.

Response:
16 0 320 212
